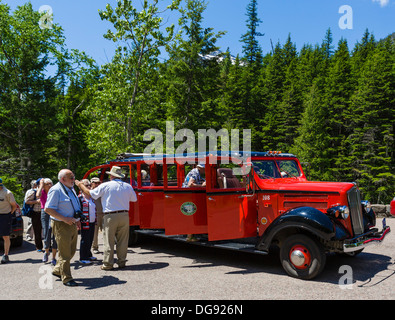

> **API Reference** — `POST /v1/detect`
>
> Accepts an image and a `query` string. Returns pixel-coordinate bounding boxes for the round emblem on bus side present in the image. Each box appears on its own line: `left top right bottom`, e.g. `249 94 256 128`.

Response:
180 202 197 216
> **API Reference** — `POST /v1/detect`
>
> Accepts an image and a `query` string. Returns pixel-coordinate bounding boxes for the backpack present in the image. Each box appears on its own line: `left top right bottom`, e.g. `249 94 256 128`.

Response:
21 190 36 218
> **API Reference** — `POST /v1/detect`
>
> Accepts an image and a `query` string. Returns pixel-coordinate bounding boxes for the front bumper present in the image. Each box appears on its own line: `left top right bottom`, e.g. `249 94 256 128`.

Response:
343 218 391 253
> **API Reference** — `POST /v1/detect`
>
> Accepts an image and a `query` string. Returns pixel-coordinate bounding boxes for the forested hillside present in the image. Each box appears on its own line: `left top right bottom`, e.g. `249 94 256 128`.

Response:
0 0 394 203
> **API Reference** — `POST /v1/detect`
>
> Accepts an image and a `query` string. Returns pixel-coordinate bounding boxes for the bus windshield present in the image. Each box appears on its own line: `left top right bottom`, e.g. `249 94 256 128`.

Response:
253 160 300 179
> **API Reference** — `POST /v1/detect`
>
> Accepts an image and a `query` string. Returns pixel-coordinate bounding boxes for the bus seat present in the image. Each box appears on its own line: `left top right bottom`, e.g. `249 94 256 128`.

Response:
217 168 242 189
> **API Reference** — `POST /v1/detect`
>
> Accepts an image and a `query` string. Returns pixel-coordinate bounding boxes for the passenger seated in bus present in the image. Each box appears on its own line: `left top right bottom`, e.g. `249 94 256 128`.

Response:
141 170 154 186
182 163 205 242
182 164 206 188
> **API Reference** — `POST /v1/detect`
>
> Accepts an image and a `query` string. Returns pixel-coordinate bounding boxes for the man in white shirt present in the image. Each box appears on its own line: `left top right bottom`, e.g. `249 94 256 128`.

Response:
76 166 137 270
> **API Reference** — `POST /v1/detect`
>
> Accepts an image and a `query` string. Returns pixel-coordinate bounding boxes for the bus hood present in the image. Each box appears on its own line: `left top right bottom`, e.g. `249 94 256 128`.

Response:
256 178 356 194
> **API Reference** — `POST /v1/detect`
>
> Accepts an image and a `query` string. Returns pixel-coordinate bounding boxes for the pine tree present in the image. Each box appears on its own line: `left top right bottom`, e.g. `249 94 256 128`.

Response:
240 0 264 65
324 38 353 181
260 36 298 151
291 79 330 180
348 39 395 203
164 0 225 133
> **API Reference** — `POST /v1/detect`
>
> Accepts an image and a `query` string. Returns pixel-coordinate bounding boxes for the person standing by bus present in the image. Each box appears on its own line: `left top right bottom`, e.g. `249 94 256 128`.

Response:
77 179 96 265
44 169 80 287
90 177 103 255
76 166 137 270
38 178 57 265
0 178 17 264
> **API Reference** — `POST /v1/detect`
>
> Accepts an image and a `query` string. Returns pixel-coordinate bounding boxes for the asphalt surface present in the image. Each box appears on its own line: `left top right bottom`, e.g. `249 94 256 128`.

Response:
0 217 394 301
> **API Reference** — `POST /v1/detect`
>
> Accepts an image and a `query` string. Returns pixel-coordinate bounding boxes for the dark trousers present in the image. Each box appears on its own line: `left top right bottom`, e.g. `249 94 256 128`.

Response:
31 211 43 250
41 210 57 250
80 223 95 260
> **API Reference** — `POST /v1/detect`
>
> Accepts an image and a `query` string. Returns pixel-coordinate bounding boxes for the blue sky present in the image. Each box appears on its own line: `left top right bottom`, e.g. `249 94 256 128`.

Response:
6 0 395 66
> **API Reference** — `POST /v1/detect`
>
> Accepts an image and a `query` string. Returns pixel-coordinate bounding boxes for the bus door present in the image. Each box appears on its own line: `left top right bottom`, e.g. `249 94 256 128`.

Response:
206 161 257 241
136 162 165 229
163 162 208 236
251 159 281 236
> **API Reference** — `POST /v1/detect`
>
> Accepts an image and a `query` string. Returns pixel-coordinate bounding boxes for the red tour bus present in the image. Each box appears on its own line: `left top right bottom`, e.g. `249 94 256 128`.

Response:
83 151 390 280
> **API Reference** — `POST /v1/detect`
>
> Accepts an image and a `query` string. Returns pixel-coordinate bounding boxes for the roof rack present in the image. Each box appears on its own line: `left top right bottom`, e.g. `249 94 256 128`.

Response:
114 151 297 162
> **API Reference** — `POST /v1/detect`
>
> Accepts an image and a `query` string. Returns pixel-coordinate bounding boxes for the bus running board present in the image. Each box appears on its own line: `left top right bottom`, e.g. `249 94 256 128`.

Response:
134 229 268 255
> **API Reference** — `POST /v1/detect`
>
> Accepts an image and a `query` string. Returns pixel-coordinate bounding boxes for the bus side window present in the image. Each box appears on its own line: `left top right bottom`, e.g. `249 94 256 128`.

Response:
166 164 178 187
150 163 164 186
140 163 152 186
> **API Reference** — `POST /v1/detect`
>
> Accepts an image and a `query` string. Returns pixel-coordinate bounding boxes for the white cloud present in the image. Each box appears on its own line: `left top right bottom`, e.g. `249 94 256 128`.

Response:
372 0 390 7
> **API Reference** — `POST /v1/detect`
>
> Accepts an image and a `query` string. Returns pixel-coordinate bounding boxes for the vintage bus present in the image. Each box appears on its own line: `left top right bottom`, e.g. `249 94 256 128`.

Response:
83 151 390 279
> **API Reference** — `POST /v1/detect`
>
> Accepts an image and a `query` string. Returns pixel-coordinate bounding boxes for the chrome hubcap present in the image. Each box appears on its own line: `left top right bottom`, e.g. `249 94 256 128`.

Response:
290 250 305 267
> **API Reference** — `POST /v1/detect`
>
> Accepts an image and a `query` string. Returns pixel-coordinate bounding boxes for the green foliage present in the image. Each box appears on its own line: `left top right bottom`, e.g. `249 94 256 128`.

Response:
163 0 225 134
85 0 181 161
240 0 264 65
0 2 67 190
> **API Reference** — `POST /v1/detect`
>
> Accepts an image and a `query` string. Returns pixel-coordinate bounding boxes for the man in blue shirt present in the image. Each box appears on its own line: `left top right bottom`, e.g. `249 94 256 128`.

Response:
45 169 80 287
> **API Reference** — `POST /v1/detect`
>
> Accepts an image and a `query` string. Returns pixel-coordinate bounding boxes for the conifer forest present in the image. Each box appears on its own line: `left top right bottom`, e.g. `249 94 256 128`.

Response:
0 0 394 204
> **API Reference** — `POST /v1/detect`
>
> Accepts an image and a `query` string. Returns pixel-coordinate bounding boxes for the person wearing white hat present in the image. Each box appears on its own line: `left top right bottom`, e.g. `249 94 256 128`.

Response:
76 166 137 270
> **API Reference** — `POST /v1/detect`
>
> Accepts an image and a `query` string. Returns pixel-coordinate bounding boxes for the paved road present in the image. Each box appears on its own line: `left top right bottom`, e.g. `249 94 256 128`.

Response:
1 217 394 302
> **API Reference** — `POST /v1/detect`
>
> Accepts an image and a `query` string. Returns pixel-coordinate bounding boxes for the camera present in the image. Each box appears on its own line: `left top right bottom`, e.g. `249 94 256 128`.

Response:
74 210 88 223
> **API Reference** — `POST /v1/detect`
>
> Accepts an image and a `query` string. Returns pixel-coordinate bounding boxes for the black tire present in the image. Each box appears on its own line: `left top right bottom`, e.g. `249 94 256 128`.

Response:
128 226 140 246
280 234 326 280
11 236 23 247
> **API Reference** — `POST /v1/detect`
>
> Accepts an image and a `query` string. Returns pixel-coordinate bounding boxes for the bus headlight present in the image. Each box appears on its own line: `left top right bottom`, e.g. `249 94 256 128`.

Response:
327 205 349 219
361 200 371 210
340 206 349 219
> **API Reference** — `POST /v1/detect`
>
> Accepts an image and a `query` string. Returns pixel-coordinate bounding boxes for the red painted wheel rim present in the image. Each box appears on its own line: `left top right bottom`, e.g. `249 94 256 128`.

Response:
289 245 311 270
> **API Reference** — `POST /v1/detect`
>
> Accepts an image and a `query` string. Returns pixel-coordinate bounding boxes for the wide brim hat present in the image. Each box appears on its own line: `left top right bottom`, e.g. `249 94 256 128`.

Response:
106 166 125 179
90 177 100 183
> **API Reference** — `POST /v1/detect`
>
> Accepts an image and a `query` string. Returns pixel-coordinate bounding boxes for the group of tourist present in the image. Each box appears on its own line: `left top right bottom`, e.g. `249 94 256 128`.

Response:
0 166 137 287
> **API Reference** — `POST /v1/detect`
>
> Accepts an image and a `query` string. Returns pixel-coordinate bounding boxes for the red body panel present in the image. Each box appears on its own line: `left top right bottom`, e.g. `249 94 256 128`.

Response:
207 192 257 241
138 189 165 229
164 190 208 235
